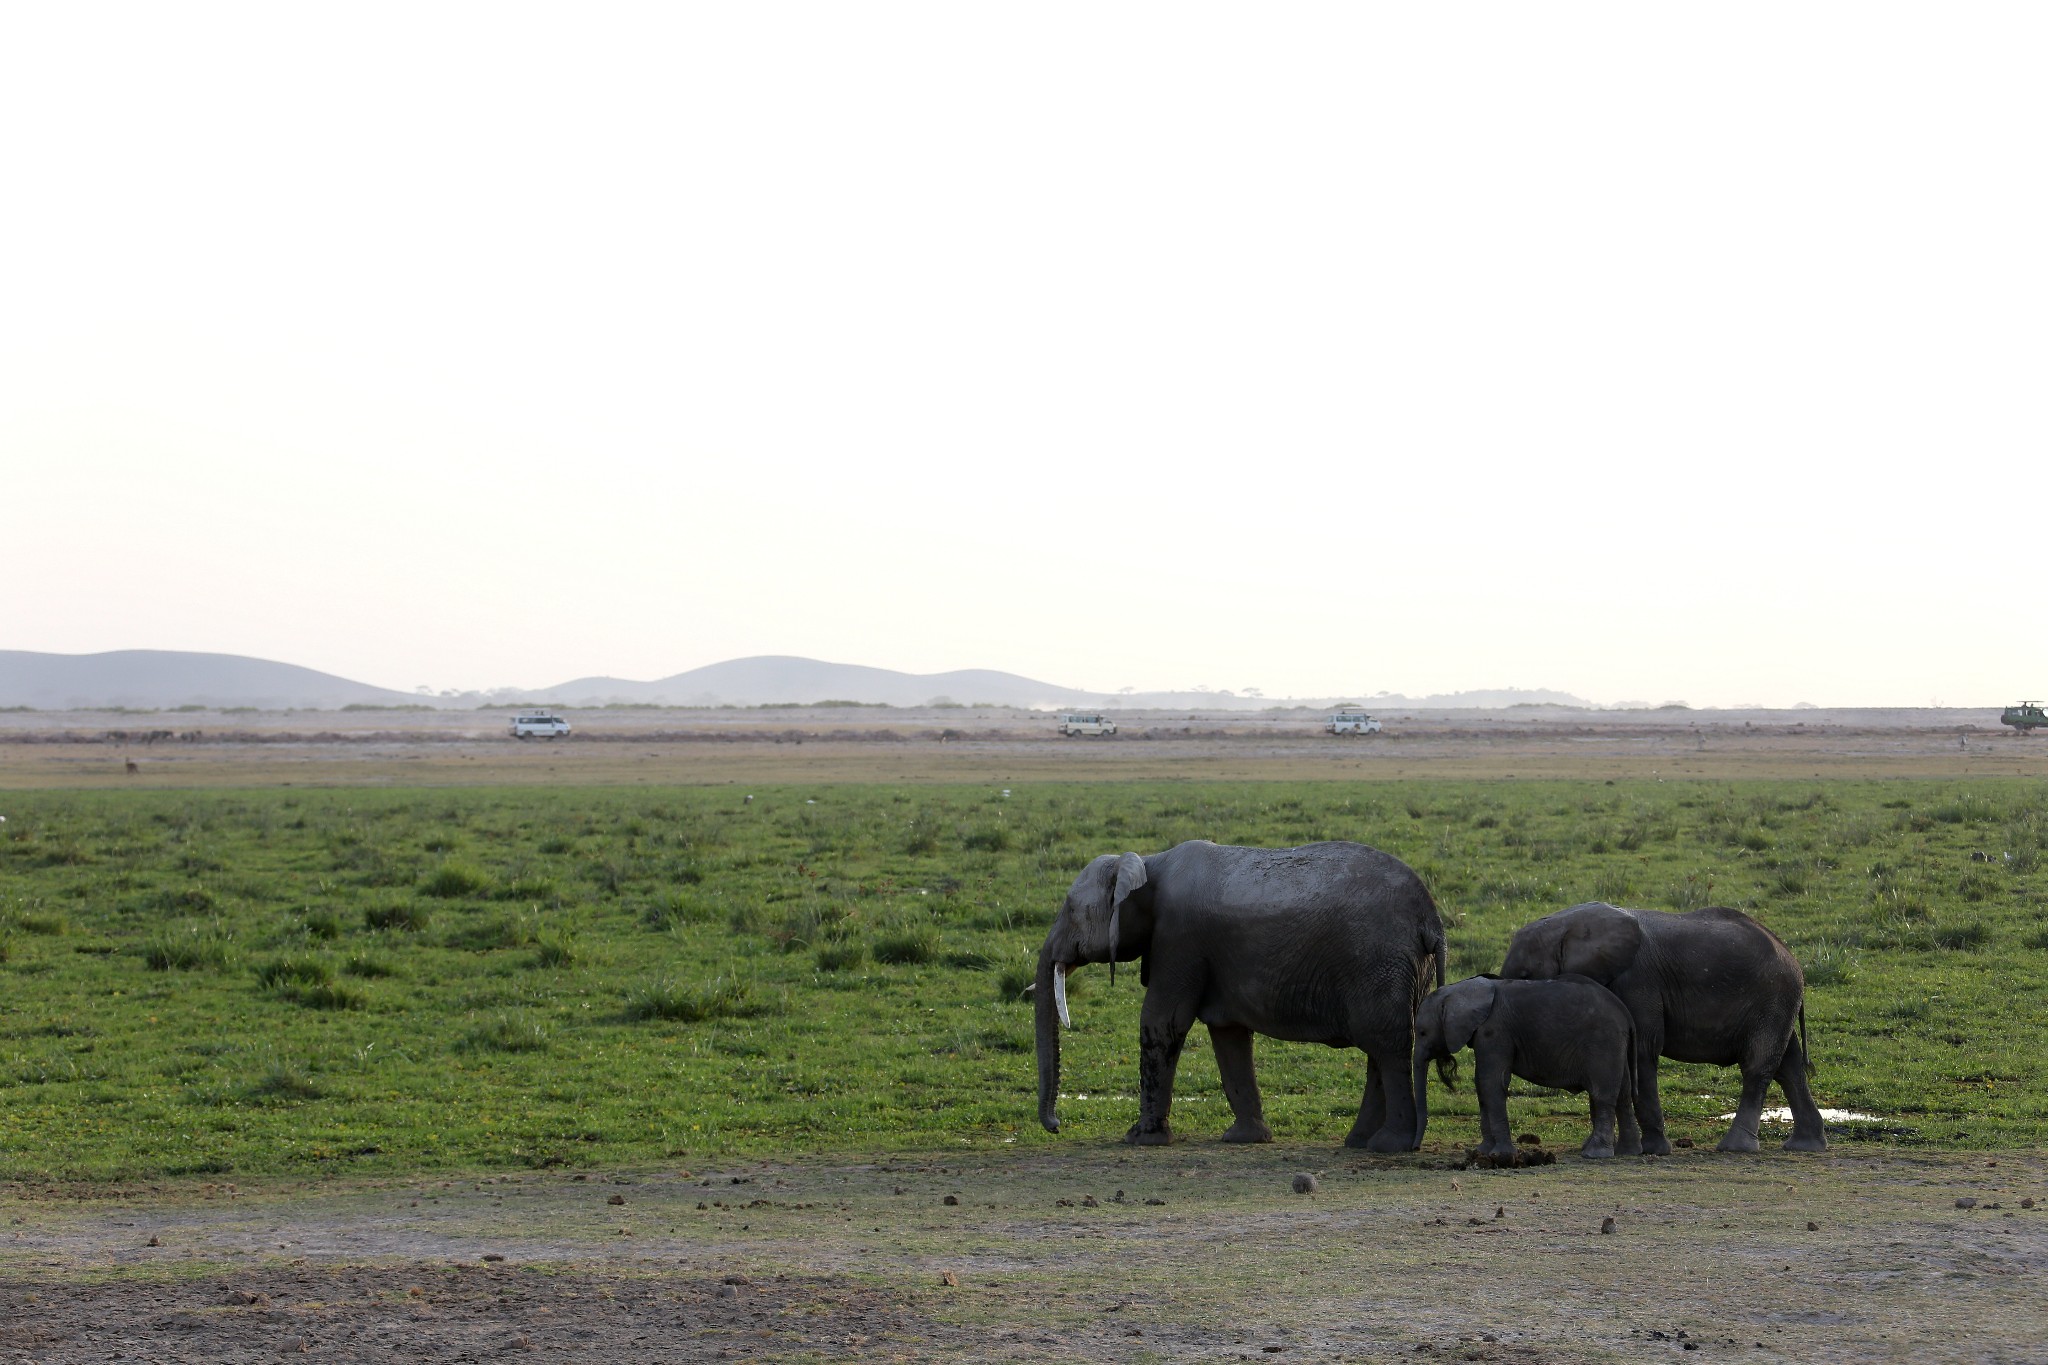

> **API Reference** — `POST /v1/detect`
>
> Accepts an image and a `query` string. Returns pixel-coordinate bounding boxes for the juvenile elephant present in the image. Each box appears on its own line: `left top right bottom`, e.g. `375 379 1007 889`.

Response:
1035 840 1445 1150
1499 902 1825 1154
1411 975 1640 1159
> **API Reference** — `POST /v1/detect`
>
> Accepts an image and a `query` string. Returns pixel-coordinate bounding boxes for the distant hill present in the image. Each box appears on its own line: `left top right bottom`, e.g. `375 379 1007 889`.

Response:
537 656 1089 709
0 648 1598 712
0 650 420 711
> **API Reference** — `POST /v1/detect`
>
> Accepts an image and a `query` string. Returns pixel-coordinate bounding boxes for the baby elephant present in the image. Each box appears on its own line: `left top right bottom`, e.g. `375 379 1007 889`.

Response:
1411 975 1640 1159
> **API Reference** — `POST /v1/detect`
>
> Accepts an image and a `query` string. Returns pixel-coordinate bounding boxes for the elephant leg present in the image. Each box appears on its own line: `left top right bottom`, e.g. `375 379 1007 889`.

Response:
1209 1023 1272 1143
1346 1050 1417 1151
1775 1036 1828 1152
1129 1005 1191 1146
1471 1045 1517 1159
1615 1077 1643 1156
1634 1032 1672 1156
1717 1068 1774 1153
1582 1087 1617 1159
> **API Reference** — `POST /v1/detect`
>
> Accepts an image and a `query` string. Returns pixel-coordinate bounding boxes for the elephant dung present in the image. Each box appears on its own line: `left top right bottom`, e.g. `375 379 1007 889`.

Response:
1460 1146 1556 1170
1291 1173 1320 1194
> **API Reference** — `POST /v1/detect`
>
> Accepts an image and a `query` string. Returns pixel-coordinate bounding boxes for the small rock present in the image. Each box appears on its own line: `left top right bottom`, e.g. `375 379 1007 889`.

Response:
1806 1221 1819 1231
2022 1198 2036 1209
279 1339 309 1356
715 1284 738 1300
1600 1217 1617 1235
145 1235 161 1247
607 1193 626 1206
942 1194 959 1206
1956 1197 1978 1210
940 1271 959 1287
227 1290 269 1306
1292 1173 1320 1194
722 1274 750 1285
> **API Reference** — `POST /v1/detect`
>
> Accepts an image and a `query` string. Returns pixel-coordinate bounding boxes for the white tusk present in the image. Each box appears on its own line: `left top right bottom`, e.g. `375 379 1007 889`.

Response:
1053 963 1072 1030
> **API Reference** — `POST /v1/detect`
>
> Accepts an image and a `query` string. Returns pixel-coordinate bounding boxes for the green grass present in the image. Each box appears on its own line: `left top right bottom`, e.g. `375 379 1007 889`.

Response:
0 779 2044 1179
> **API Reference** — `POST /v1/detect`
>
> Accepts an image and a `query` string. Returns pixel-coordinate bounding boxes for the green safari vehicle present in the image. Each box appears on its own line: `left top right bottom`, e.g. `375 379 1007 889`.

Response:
2001 701 2047 733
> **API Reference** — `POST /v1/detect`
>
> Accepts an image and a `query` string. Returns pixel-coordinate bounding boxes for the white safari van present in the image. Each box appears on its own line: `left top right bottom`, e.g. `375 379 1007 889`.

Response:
510 710 572 739
1058 713 1118 737
1326 710 1382 735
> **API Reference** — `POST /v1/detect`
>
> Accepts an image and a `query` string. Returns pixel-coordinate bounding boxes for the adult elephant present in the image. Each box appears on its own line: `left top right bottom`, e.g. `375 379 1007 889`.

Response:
1498 902 1826 1153
1034 840 1445 1150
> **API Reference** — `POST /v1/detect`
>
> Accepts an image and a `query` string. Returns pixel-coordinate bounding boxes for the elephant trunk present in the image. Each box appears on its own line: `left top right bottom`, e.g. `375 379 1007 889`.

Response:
1411 1052 1434 1149
1035 949 1063 1133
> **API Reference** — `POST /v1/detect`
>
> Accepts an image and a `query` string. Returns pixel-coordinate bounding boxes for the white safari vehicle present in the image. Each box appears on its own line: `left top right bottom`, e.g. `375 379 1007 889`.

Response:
510 709 572 739
1326 709 1383 735
1058 712 1118 737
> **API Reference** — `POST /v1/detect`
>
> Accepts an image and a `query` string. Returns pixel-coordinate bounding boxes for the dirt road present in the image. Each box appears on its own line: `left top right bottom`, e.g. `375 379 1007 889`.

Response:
5 1146 2043 1363
3 706 2041 787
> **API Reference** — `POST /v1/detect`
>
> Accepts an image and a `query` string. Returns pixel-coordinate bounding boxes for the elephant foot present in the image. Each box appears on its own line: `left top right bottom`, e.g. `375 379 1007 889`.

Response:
1640 1135 1672 1157
1346 1127 1414 1153
1219 1119 1273 1144
1615 1138 1643 1157
1717 1128 1762 1154
1579 1141 1615 1160
1783 1133 1828 1153
1476 1141 1519 1161
1124 1122 1173 1147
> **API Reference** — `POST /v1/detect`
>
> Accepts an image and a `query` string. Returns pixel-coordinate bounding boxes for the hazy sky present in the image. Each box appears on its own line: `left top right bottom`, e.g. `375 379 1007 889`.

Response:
5 5 2043 706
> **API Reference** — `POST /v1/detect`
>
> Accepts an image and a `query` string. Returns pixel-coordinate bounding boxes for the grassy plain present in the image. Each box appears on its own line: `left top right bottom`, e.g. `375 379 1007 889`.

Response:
2 779 2044 1181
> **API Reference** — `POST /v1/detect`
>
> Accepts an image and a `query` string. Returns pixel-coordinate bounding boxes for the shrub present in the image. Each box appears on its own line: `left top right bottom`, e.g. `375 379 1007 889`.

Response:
905 818 942 859
624 976 766 1023
364 902 432 932
420 863 493 899
532 934 576 969
1800 940 1858 987
304 909 342 940
460 1013 549 1053
250 1063 323 1101
296 981 367 1011
1932 922 1992 951
143 924 233 972
874 926 940 965
497 873 560 903
1669 874 1716 911
815 940 868 972
445 915 535 952
256 955 333 989
342 951 396 978
996 961 1036 1002
961 827 1011 853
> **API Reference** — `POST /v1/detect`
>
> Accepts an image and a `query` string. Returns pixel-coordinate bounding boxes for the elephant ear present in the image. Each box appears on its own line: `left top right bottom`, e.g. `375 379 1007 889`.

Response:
1106 852 1146 979
1438 978 1499 1055
1554 903 1644 983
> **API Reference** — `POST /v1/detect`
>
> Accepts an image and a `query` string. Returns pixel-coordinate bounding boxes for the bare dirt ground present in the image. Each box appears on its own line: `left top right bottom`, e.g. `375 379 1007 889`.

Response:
3 1146 2044 1363
3 706 2041 788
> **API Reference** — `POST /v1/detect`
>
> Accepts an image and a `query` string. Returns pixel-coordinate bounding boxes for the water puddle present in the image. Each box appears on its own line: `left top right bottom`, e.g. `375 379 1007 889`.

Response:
1715 1106 1886 1123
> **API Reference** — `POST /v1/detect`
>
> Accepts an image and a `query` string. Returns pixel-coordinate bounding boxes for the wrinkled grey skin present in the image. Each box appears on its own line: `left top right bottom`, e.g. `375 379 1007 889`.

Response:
1499 902 1825 1154
1035 840 1445 1150
1412 975 1640 1159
